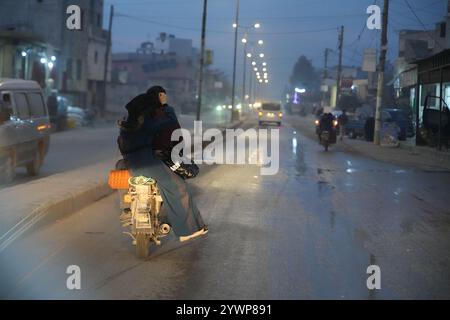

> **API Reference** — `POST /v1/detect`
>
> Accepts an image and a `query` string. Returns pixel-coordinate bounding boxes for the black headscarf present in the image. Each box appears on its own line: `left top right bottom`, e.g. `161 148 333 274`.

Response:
120 86 167 131
146 85 166 111
125 94 149 122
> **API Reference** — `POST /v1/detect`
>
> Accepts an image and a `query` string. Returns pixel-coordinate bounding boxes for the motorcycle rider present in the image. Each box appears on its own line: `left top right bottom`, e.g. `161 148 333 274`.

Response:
117 86 208 243
319 112 334 138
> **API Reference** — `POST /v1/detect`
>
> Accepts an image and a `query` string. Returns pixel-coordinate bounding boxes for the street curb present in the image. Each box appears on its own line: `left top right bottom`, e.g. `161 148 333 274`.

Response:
0 119 245 253
0 180 113 253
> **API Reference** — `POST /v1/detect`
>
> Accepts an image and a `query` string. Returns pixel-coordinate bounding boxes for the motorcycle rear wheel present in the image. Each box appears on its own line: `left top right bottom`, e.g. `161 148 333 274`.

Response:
136 232 149 259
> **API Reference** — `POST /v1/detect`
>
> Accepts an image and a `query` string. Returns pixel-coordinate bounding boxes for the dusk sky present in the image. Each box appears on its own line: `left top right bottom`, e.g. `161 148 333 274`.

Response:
104 0 447 100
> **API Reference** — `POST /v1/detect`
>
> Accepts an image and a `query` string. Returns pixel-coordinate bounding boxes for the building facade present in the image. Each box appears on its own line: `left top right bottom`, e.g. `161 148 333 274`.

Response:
107 38 200 115
0 0 110 110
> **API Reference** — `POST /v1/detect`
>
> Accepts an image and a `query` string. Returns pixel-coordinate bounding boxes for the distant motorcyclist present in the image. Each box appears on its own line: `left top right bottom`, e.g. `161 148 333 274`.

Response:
319 112 334 133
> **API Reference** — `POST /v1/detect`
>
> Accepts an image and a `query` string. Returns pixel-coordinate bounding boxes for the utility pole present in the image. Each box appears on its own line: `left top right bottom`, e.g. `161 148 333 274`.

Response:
242 40 247 107
196 0 208 122
249 64 253 104
231 0 240 122
374 0 389 145
101 5 114 118
323 48 330 80
322 48 331 107
335 26 344 109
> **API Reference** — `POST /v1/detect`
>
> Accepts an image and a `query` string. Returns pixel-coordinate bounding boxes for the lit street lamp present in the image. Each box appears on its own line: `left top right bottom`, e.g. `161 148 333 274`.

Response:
231 5 263 120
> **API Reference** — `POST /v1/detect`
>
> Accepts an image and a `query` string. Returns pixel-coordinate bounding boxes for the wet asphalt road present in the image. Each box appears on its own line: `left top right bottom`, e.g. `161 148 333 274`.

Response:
1 117 450 299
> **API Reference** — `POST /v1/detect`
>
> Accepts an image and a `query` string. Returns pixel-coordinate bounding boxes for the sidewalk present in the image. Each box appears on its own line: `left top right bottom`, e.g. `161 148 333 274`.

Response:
287 114 450 172
0 116 243 252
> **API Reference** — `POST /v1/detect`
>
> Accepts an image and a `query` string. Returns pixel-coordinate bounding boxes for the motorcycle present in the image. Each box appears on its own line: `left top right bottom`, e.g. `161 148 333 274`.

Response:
108 164 171 259
319 119 338 152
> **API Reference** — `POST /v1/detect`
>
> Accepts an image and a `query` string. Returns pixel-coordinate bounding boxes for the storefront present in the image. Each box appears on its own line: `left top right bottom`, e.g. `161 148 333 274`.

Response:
0 30 59 95
414 49 450 148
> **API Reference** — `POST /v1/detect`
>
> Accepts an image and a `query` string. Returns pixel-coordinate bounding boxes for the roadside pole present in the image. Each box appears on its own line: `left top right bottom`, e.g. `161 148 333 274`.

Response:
374 0 390 145
101 5 114 118
196 0 208 123
231 0 240 122
322 48 331 107
336 26 344 109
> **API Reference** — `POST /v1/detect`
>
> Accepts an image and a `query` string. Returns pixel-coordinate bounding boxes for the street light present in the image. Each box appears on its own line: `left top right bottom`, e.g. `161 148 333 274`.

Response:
247 53 252 58
258 40 264 45
232 15 262 118
263 68 267 72
21 51 27 57
259 53 264 58
252 61 256 66
262 62 267 66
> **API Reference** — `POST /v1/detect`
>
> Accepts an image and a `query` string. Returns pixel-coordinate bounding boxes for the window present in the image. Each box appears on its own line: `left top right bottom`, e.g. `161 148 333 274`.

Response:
94 51 98 64
14 93 30 119
262 103 281 111
76 59 82 80
66 58 73 80
440 22 446 38
1 93 13 114
97 14 101 28
27 92 46 117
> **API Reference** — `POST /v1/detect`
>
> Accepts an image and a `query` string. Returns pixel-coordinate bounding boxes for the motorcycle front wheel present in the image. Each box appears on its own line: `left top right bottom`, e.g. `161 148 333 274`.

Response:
136 232 149 259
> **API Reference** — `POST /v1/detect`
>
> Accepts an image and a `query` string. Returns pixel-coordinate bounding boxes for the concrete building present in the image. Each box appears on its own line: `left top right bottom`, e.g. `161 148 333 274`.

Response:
323 66 373 107
393 1 450 130
0 0 110 109
153 33 197 59
107 39 199 115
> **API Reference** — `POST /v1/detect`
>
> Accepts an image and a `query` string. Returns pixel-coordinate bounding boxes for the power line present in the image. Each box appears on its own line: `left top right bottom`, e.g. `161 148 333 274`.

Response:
116 13 338 36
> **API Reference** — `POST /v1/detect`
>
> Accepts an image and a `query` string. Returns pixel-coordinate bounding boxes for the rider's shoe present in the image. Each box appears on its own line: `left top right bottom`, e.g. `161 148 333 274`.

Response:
179 225 209 242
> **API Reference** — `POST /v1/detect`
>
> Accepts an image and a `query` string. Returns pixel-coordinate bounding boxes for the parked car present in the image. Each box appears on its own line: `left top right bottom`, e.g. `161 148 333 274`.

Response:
346 115 366 139
383 108 415 140
0 79 51 183
346 108 414 141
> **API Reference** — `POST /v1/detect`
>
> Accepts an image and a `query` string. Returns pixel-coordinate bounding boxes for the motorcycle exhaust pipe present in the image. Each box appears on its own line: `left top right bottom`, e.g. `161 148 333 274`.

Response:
159 224 171 235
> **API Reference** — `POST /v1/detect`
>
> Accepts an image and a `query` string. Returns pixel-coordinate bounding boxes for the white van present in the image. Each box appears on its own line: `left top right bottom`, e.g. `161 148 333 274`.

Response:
0 79 51 183
258 101 283 126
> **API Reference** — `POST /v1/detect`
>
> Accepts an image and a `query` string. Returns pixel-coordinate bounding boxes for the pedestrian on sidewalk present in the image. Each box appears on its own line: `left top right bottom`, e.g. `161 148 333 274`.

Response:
338 110 348 141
